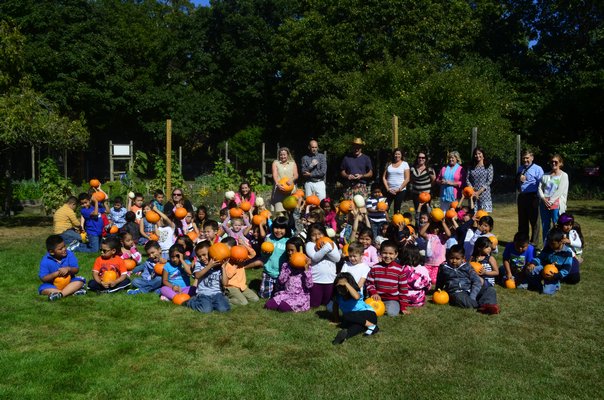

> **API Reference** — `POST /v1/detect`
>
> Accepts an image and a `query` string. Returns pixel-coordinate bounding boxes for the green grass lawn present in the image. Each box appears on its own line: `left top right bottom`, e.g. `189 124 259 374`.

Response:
1 201 603 399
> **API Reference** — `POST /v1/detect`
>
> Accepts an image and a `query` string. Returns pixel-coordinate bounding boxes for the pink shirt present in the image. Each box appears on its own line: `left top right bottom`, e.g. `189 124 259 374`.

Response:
362 245 379 267
424 233 447 267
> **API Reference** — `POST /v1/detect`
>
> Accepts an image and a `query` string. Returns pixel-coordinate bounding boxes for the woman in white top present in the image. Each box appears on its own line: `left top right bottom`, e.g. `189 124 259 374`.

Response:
382 148 410 214
271 147 299 213
538 154 569 244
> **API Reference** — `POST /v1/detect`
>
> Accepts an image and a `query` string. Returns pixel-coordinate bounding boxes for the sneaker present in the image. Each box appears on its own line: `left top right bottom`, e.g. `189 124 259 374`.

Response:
48 292 63 301
332 329 348 345
127 289 142 295
479 304 500 315
73 289 87 296
364 325 380 336
67 240 79 251
160 295 170 302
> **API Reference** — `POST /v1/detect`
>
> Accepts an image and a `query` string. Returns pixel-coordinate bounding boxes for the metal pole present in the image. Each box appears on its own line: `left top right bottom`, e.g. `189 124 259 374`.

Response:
109 140 114 182
166 120 172 195
262 142 266 185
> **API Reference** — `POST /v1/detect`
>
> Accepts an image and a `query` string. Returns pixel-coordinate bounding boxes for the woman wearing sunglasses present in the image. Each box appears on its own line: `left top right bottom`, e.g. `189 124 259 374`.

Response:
538 154 569 243
164 188 194 218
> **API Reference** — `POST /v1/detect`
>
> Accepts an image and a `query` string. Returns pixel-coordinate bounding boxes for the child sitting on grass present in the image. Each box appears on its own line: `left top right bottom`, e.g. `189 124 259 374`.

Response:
222 237 259 306
398 245 431 308
366 240 410 317
501 232 535 288
332 272 379 345
435 245 499 314
127 240 165 295
186 241 230 313
526 228 580 295
265 237 313 312
340 242 370 292
38 235 87 301
119 231 142 264
89 237 131 293
160 243 193 301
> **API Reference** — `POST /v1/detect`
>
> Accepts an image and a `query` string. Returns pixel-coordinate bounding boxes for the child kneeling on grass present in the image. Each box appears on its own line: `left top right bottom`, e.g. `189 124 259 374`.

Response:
38 235 87 301
222 237 259 306
186 241 230 313
332 272 379 345
127 240 165 295
525 228 580 295
435 244 499 314
88 237 131 293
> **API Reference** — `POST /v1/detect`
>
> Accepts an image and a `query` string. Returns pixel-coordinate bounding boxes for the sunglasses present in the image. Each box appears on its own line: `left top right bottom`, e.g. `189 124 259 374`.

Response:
417 156 426 159
551 161 559 165
172 193 182 196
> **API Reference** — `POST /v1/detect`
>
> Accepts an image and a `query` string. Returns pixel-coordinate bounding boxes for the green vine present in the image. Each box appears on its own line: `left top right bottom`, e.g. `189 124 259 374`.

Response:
39 157 73 214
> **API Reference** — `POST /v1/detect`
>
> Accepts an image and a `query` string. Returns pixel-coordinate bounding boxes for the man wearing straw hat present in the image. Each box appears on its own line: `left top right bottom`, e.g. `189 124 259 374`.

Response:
340 137 373 199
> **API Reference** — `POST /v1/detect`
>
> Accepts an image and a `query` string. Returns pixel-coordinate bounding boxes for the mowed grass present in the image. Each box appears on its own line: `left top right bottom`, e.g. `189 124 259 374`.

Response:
1 201 603 399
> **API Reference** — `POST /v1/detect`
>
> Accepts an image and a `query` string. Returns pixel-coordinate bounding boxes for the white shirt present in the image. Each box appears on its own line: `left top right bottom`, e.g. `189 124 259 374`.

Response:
341 261 370 286
305 241 341 284
386 161 410 189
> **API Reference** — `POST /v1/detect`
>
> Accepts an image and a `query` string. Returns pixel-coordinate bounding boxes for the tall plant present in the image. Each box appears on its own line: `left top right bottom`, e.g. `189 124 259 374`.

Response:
39 157 73 214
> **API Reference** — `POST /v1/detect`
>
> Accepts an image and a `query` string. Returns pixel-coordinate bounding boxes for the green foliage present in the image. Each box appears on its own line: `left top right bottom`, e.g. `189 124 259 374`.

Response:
227 126 264 170
149 153 185 193
11 179 42 201
39 157 72 214
207 158 241 191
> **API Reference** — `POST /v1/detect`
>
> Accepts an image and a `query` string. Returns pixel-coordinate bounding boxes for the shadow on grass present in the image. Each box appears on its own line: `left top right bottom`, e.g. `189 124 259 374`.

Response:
568 205 604 221
0 215 52 227
249 278 261 293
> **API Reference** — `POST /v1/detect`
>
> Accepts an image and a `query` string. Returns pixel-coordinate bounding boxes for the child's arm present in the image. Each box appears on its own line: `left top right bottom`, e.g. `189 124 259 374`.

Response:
91 197 99 216
139 219 149 240
365 269 380 301
155 207 175 229
278 265 291 285
259 222 266 239
419 220 430 239
221 262 229 287
441 219 452 238
485 256 499 277
194 259 219 279
503 259 513 280
239 239 257 261
342 281 361 300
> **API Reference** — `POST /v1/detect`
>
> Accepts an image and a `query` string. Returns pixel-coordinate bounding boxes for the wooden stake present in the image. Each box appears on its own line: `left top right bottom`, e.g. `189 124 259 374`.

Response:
166 119 172 195
392 115 399 149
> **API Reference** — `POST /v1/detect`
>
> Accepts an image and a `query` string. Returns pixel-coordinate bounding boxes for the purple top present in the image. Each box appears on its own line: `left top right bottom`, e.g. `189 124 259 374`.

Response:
270 263 313 312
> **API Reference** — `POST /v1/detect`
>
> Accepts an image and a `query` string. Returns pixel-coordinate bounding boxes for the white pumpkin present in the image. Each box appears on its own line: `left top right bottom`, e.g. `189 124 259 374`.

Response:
353 194 366 208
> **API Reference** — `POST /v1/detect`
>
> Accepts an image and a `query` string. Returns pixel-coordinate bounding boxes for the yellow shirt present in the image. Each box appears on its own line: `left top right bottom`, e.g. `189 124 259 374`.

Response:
225 262 247 291
53 204 80 234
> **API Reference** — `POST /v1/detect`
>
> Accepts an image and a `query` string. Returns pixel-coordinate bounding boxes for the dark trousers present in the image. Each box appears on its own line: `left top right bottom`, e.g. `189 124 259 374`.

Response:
449 284 497 308
517 192 540 245
386 190 406 214
341 311 377 338
88 278 131 293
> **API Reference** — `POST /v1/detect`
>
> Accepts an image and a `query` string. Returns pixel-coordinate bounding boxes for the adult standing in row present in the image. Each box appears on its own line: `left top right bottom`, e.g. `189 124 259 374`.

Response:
538 154 569 243
382 148 410 214
437 151 465 211
516 150 544 245
466 147 494 212
271 147 299 211
409 151 436 223
164 188 194 216
340 137 373 199
301 140 327 200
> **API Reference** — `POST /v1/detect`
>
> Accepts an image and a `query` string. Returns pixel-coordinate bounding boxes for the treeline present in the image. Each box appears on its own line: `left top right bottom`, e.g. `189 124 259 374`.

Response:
0 0 602 178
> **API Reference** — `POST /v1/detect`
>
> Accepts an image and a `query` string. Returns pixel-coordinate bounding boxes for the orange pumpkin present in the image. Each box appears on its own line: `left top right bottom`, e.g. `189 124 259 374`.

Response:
260 209 271 220
542 264 559 279
451 200 459 209
339 200 353 214
445 208 457 220
406 224 416 235
488 236 498 247
282 195 298 211
154 262 165 276
430 208 445 222
89 178 101 188
239 201 252 212
505 279 516 289
187 231 198 242
53 275 71 290
146 211 161 224
341 243 349 257
392 214 405 225
252 215 265 226
293 189 305 198
261 241 274 254
278 177 294 193
475 210 489 220
418 192 431 203
289 248 307 269
364 298 386 317
109 225 119 234
92 191 105 202
148 233 159 242
315 237 334 251
463 187 474 198
230 245 249 263
433 289 449 305
101 269 118 283
470 262 483 274
173 293 191 305
174 207 187 219
209 243 231 262
306 195 320 206
376 201 388 212
229 207 244 218
123 259 137 271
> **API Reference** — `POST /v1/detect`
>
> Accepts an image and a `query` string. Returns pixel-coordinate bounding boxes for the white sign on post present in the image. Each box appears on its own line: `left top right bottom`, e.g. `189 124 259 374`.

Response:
113 144 131 157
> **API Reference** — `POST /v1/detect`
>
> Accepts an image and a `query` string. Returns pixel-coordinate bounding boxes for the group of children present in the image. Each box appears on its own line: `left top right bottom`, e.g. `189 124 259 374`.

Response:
39 183 585 344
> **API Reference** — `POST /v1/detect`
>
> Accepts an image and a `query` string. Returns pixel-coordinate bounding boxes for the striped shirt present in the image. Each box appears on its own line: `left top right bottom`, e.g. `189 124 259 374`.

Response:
410 166 435 195
366 261 410 309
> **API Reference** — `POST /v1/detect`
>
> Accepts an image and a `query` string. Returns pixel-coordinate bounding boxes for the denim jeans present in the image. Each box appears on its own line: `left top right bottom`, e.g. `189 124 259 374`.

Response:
540 203 560 244
131 276 162 293
187 293 231 313
60 229 82 245
75 235 101 253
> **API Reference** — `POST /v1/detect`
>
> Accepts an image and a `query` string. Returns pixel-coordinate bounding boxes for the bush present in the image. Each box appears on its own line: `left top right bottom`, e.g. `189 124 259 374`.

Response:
39 158 73 214
12 180 42 201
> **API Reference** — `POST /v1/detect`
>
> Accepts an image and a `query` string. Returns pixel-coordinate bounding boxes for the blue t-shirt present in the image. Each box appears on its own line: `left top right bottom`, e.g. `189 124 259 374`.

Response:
502 243 535 273
38 250 79 280
81 205 106 236
337 290 374 314
262 235 288 278
163 261 191 287
193 262 223 296
140 258 157 280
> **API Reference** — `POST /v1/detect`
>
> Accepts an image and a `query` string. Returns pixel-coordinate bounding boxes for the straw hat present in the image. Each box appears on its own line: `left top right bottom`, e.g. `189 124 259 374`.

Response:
351 137 365 146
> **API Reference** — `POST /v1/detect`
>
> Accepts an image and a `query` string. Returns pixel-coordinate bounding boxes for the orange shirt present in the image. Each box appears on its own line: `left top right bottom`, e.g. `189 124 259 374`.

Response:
93 255 127 278
225 261 247 291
